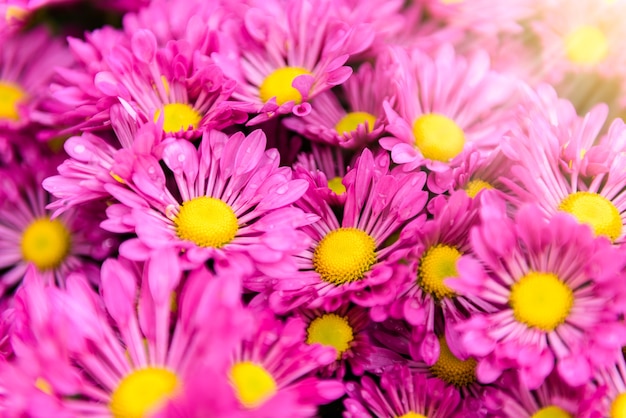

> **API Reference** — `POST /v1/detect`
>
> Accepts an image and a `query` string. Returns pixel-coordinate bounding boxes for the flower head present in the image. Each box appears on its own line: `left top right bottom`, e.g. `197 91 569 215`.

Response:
269 149 428 312
103 129 313 281
380 44 518 188
449 191 626 388
214 0 373 124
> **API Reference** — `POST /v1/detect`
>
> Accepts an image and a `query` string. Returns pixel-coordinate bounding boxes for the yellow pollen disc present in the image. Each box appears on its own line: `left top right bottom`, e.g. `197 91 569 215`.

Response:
21 217 71 271
35 378 53 395
412 114 465 162
440 0 463 3
109 368 180 418
229 362 277 408
335 111 377 136
5 6 28 22
154 103 201 134
327 176 346 195
465 179 493 198
174 196 238 248
0 81 26 121
429 336 476 387
418 244 460 300
531 406 572 418
259 67 312 105
306 313 354 359
565 25 608 65
509 272 573 332
611 393 626 418
558 191 622 241
397 413 427 418
313 227 377 285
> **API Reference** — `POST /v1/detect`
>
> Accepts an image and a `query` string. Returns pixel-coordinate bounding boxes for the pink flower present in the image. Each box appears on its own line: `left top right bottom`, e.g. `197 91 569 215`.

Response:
54 25 245 137
449 191 626 388
0 163 116 294
294 304 374 379
213 0 374 124
502 85 626 244
268 149 428 312
380 44 519 189
102 129 314 281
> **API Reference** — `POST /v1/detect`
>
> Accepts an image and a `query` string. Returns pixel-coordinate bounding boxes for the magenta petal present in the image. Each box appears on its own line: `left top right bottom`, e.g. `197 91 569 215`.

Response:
557 354 591 387
131 29 157 63
476 356 503 384
147 248 181 304
101 258 137 325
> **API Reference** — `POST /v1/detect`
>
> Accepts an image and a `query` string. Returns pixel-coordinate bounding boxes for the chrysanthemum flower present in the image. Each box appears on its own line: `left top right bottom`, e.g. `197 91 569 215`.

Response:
0 27 73 132
531 0 626 86
449 191 626 388
344 365 464 417
269 149 428 312
283 61 394 149
494 371 594 418
0 254 252 417
380 44 518 186
214 0 373 125
296 304 373 379
378 191 493 365
102 129 313 280
56 26 244 137
0 164 115 294
502 91 626 243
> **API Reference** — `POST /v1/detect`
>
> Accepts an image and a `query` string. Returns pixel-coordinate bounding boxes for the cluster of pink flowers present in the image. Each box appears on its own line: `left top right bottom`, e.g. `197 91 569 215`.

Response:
3 0 626 416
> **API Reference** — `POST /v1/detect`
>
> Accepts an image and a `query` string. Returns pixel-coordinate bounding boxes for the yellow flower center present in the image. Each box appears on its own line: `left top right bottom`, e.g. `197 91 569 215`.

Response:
5 6 28 22
35 377 53 395
465 179 493 198
509 272 573 332
611 393 626 418
558 191 622 241
313 228 377 285
154 103 202 134
21 217 71 271
334 111 377 136
306 313 354 359
0 81 26 121
229 362 277 408
259 67 312 105
174 196 238 248
565 25 608 65
418 244 460 300
429 336 477 388
398 413 427 418
412 114 465 162
327 176 346 195
532 406 572 418
109 368 180 418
